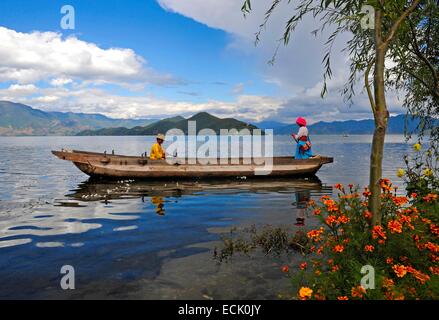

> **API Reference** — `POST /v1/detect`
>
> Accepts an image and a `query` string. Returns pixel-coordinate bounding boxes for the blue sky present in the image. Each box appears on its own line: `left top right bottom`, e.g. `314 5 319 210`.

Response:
0 0 403 123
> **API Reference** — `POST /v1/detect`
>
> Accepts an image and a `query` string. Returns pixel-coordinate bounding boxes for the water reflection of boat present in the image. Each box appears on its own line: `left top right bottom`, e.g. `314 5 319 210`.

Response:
63 176 330 204
52 150 333 179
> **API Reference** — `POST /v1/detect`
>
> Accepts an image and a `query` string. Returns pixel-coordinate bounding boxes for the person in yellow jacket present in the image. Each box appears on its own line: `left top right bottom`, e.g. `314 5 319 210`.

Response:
150 133 166 160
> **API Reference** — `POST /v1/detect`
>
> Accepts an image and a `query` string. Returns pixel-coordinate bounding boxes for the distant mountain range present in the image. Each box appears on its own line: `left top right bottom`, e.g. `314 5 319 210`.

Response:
272 115 429 135
76 112 259 135
0 101 155 136
0 100 428 136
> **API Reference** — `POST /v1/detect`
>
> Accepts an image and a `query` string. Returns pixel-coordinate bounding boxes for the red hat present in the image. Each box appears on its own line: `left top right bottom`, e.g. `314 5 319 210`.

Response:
296 117 307 126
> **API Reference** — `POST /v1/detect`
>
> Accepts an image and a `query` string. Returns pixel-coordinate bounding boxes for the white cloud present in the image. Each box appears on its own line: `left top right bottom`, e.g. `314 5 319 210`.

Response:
0 84 283 122
0 26 179 86
50 77 73 87
157 0 405 121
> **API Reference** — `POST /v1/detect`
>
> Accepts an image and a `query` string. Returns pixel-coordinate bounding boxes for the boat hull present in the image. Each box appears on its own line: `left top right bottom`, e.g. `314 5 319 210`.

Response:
52 150 333 179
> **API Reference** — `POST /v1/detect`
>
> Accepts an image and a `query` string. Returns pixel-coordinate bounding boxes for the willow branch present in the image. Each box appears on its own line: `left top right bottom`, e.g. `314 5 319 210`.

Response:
382 0 421 48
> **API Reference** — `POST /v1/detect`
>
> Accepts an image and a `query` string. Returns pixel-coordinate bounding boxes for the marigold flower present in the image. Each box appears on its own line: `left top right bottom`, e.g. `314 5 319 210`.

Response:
406 266 430 284
313 208 321 215
335 183 344 191
362 188 372 197
410 192 417 198
281 265 289 273
429 266 439 275
382 278 394 289
392 264 408 278
425 242 439 253
364 245 374 253
363 210 372 219
299 262 307 270
315 270 322 276
298 287 313 300
430 224 439 236
337 296 349 300
325 215 338 226
372 225 387 240
307 227 325 241
337 215 350 224
380 178 392 192
386 257 393 264
333 244 344 253
423 193 438 202
391 196 408 206
351 286 366 299
331 265 340 272
388 220 403 234
396 168 405 177
413 143 421 152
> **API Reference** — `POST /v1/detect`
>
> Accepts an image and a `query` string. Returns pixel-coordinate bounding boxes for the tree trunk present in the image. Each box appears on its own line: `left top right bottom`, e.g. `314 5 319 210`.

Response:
369 7 389 225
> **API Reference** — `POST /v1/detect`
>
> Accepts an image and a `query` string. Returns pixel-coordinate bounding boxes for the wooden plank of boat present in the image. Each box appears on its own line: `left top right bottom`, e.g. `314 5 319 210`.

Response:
52 149 333 179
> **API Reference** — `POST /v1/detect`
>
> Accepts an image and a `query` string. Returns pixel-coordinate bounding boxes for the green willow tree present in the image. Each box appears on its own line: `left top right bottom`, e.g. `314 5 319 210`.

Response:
242 0 435 224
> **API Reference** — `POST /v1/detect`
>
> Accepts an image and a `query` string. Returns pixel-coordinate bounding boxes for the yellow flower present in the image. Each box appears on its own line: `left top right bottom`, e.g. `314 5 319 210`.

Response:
396 168 405 178
423 168 433 177
298 287 313 300
413 143 421 152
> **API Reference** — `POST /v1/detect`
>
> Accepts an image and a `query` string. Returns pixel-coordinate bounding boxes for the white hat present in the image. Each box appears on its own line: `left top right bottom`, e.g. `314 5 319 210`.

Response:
156 133 165 141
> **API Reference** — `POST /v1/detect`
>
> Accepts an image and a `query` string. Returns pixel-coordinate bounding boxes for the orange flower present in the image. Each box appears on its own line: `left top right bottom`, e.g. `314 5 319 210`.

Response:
406 266 429 283
380 178 392 192
331 265 340 272
429 266 439 275
364 245 374 253
392 264 408 278
313 208 321 215
386 257 394 264
298 287 313 300
325 215 338 226
372 225 387 240
363 188 372 197
281 265 289 273
410 193 417 199
335 183 344 191
299 262 307 270
391 196 408 206
425 242 439 253
315 270 322 276
337 215 350 224
382 278 394 290
333 244 344 253
307 227 325 241
337 296 349 300
430 224 439 236
388 220 403 234
423 193 438 202
351 285 366 299
363 210 372 219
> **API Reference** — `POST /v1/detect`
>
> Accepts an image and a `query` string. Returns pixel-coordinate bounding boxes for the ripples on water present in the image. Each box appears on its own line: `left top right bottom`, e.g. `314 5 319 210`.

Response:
0 135 414 299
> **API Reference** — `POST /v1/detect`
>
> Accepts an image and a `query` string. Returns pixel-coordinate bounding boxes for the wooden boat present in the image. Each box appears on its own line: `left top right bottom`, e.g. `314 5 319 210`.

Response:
52 149 333 179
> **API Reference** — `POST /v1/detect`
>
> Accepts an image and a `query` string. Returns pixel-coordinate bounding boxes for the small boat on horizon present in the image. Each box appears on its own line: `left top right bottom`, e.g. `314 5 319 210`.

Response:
52 149 333 180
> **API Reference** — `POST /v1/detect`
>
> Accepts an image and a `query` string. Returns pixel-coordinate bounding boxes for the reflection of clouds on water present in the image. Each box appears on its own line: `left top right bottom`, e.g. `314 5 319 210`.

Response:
0 199 141 248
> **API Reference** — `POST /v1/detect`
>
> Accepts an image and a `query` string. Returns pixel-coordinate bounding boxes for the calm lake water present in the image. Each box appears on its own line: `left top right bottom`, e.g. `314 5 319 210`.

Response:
0 135 414 299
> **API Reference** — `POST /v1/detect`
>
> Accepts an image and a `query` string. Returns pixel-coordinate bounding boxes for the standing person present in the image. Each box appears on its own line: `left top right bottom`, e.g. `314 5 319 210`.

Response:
292 117 313 159
150 133 166 160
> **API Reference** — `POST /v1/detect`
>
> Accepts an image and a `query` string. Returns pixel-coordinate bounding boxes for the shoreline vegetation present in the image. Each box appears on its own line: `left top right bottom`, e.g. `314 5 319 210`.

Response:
214 144 438 300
